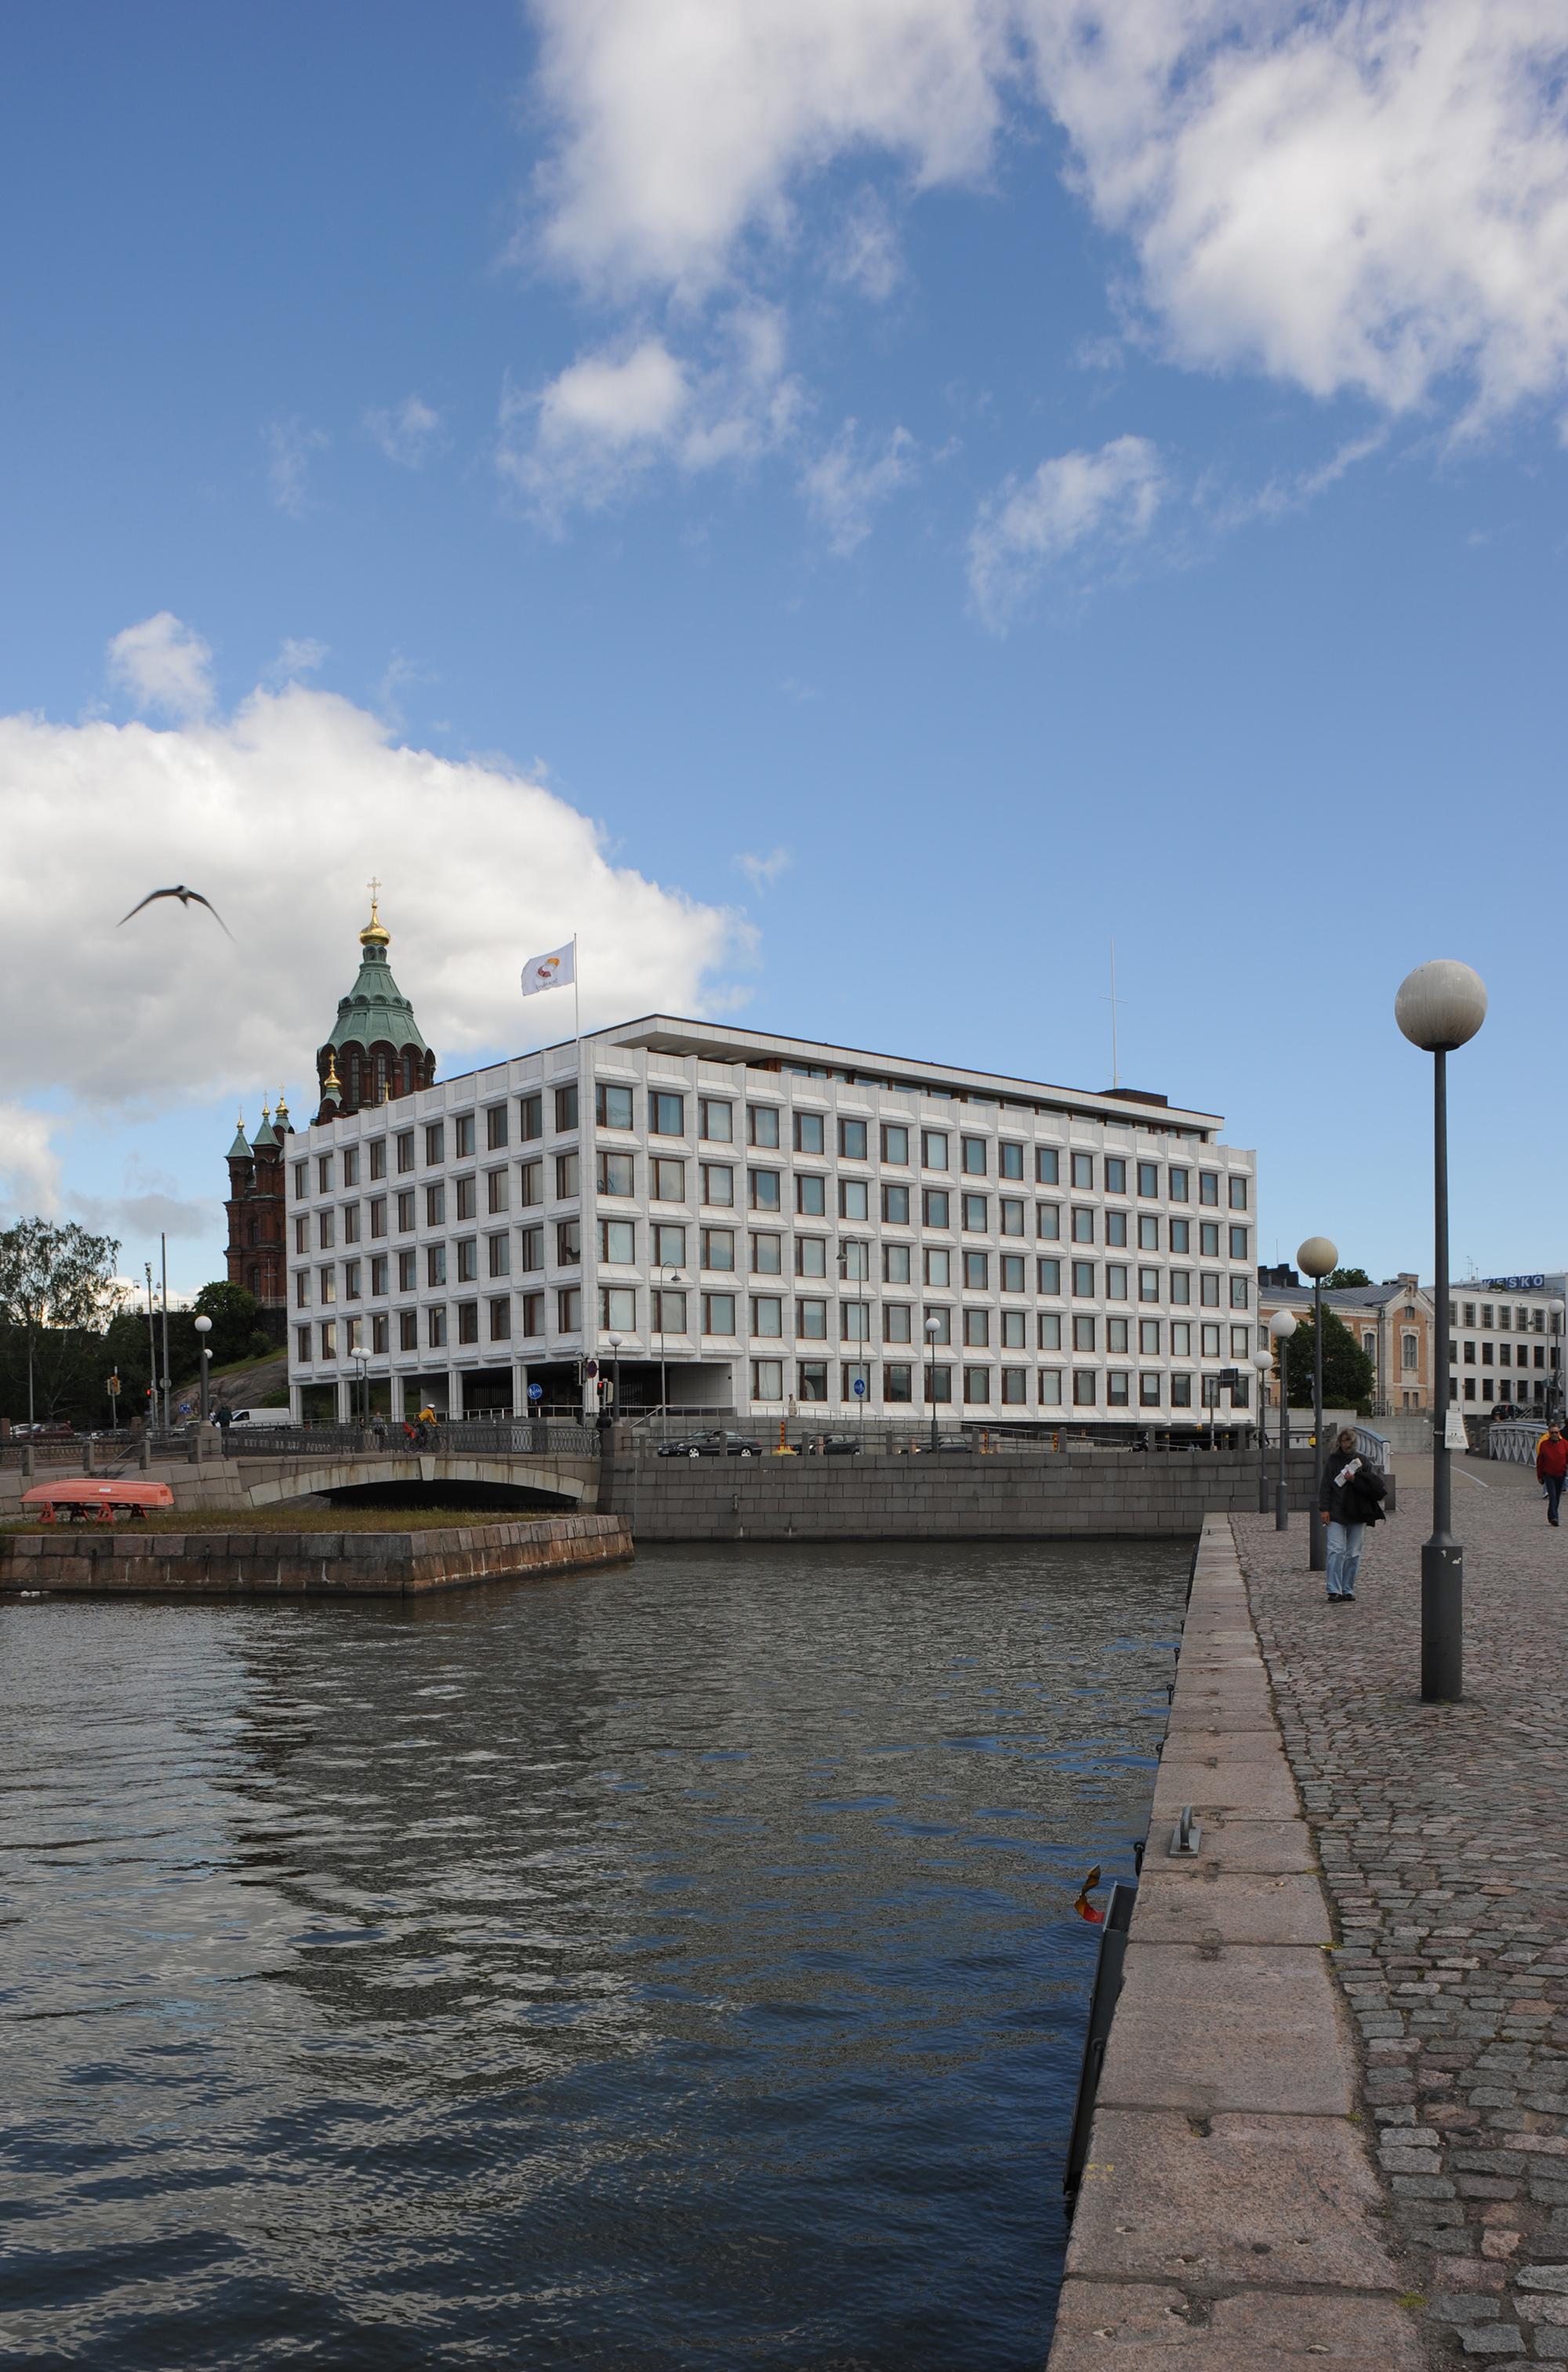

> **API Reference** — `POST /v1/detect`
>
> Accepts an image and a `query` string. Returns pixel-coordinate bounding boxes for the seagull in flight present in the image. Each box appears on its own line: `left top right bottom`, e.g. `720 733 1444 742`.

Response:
118 885 234 940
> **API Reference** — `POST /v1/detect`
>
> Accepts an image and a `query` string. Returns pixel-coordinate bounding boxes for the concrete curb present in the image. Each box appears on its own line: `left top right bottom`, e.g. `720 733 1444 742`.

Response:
1047 1514 1428 2370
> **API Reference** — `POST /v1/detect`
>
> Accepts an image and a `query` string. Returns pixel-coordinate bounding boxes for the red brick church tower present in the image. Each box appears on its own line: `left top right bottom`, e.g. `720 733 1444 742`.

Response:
223 1094 292 1341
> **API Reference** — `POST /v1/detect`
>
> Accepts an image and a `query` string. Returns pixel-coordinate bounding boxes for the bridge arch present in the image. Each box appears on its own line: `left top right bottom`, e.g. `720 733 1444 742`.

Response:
240 1455 597 1512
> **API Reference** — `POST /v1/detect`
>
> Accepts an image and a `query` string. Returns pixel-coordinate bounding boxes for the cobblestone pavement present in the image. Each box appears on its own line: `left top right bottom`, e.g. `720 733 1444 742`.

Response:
1236 1461 1568 2364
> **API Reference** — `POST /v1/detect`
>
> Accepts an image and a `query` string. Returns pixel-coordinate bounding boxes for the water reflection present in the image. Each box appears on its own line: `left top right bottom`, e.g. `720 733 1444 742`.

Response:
0 1538 1185 2370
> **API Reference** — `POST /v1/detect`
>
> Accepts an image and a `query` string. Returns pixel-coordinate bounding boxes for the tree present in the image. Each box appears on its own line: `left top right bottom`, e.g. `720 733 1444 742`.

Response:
1284 1310 1375 1415
0 1220 124 1423
1326 1266 1373 1289
193 1280 266 1364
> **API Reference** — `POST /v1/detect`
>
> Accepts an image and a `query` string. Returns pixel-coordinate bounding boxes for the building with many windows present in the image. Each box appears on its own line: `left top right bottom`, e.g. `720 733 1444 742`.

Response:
1448 1275 1566 1415
1256 1271 1436 1414
286 1004 1259 1433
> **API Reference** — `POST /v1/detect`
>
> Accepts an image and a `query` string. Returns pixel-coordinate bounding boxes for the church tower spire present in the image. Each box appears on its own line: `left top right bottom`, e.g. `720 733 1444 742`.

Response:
314 885 436 1121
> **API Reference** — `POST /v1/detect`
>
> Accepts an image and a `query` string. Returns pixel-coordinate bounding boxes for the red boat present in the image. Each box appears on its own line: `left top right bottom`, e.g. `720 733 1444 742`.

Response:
20 1479 176 1524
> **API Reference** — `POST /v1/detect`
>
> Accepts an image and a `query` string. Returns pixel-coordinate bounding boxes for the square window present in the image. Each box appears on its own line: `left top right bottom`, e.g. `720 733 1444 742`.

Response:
457 1300 480 1345
840 1178 869 1221
752 1295 783 1337
751 1231 782 1274
963 1193 989 1233
964 1251 989 1291
963 1366 990 1404
487 1235 509 1280
1168 1167 1189 1202
1107 1371 1130 1408
1073 1314 1096 1352
749 1104 781 1148
1106 1210 1127 1248
556 1218 581 1266
961 1135 988 1177
557 1286 582 1332
794 1111 826 1156
599 1218 636 1264
424 1125 444 1168
797 1237 828 1278
1104 1157 1127 1194
1036 1203 1061 1240
598 1285 637 1331
1072 1371 1097 1405
652 1288 686 1332
839 1117 869 1160
1036 1146 1059 1186
556 1150 581 1198
1038 1311 1062 1351
882 1182 911 1226
1072 1207 1094 1244
999 1141 1024 1181
1071 1260 1095 1297
1038 1368 1062 1406
519 1291 543 1338
701 1162 734 1206
750 1168 782 1211
1229 1276 1250 1310
454 1114 475 1160
652 1091 684 1137
1229 1175 1248 1211
1106 1264 1128 1300
456 1238 477 1284
963 1307 989 1347
796 1298 827 1339
924 1187 951 1228
924 1306 951 1345
1199 1171 1219 1207
518 1094 543 1142
884 1242 912 1284
797 1174 827 1217
922 1129 949 1170
842 1302 870 1343
554 1084 579 1132
884 1362 913 1404
654 1222 688 1266
1139 1372 1162 1406
455 1176 477 1222
1071 1152 1094 1191
699 1097 732 1142
395 1131 415 1174
426 1306 446 1348
884 1303 913 1344
1037 1256 1062 1295
1001 1310 1026 1349
1107 1317 1129 1353
652 1157 687 1201
1001 1253 1025 1294
596 1082 635 1130
753 1358 784 1400
486 1169 510 1215
880 1122 909 1165
924 1247 951 1287
798 1360 829 1403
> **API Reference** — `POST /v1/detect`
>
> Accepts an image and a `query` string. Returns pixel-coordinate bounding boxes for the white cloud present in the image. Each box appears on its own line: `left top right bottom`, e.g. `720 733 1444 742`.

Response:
265 416 328 517
523 0 1568 428
267 636 329 684
736 846 793 891
68 1188 216 1241
499 311 801 520
802 420 919 553
0 1104 63 1220
528 0 1010 295
967 432 1165 623
829 187 906 300
364 394 445 467
107 612 216 721
0 618 752 1113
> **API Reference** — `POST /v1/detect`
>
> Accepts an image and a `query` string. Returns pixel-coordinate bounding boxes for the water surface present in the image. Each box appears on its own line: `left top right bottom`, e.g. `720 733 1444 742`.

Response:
0 1539 1185 2369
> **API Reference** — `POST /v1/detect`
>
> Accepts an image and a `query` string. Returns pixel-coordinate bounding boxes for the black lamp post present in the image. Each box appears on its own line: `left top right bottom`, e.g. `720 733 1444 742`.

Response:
1253 1346 1272 1513
925 1315 942 1451
194 1313 212 1422
1270 1308 1297 1528
1396 959 1487 1704
1298 1236 1338 1572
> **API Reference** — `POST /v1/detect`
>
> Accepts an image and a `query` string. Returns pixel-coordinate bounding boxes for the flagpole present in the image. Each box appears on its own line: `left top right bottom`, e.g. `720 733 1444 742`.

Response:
572 933 580 1046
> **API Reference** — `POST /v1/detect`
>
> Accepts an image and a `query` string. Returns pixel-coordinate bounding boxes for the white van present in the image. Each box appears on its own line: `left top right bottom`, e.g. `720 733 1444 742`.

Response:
223 1407 294 1428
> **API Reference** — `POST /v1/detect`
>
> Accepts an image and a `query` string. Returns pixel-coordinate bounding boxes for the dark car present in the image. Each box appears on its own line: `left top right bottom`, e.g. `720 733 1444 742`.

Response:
935 1433 974 1454
656 1432 764 1459
815 1434 860 1456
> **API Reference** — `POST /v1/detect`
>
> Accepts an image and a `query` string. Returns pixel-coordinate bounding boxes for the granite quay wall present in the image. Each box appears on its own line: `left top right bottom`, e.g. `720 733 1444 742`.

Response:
0 1450 601 1518
601 1446 1323 1542
0 1513 632 1598
1048 1516 1425 2371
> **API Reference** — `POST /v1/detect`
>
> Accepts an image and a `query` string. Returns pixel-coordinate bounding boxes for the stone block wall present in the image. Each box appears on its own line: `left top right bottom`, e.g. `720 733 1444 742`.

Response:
601 1448 1323 1541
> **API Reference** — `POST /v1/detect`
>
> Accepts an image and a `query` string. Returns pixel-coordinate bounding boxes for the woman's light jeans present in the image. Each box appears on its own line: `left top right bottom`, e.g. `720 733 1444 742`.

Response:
1326 1520 1364 1599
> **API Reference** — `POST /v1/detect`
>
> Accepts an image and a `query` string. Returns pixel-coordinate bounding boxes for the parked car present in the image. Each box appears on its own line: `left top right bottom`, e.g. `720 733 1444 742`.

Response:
811 1434 861 1457
656 1430 764 1458
935 1434 975 1454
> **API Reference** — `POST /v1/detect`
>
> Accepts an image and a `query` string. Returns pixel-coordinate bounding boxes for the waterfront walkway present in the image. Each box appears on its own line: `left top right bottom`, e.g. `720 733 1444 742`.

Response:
1236 1460 1568 2365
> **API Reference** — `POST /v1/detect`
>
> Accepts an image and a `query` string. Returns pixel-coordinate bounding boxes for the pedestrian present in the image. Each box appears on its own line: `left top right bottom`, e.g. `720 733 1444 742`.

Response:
1318 1426 1388 1603
1536 1421 1568 1527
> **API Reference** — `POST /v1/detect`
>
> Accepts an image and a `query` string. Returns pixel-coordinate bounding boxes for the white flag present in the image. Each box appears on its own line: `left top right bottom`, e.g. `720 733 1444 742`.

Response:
521 942 575 997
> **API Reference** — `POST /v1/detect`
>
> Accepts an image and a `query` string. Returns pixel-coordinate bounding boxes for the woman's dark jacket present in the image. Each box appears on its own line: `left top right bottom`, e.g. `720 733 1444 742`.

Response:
1319 1449 1388 1527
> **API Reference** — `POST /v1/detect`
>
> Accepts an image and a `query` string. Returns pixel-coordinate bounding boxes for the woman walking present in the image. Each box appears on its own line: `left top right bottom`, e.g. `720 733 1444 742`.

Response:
1318 1427 1388 1602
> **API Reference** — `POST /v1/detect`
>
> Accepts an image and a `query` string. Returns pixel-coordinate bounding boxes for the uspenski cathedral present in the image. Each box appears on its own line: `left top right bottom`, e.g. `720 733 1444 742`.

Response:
223 889 435 1339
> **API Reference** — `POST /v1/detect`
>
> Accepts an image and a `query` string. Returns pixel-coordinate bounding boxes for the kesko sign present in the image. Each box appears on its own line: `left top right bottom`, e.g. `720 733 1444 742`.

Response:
1483 1274 1547 1291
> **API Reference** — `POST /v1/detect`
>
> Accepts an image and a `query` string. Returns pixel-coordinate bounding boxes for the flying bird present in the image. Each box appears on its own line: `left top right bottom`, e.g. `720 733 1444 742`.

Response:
118 885 234 940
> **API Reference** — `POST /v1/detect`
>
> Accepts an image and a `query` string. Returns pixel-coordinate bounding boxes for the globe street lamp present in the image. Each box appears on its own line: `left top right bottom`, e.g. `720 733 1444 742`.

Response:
925 1315 942 1451
1253 1346 1272 1513
608 1335 622 1428
1396 958 1487 1703
194 1313 212 1423
1269 1309 1298 1530
1553 1302 1566 1422
656 1267 684 1441
1298 1236 1339 1572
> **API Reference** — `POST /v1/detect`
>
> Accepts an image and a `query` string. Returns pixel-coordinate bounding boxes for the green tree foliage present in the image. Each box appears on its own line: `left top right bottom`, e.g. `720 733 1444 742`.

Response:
1283 1310 1376 1414
192 1281 266 1364
0 1220 125 1423
1325 1266 1373 1288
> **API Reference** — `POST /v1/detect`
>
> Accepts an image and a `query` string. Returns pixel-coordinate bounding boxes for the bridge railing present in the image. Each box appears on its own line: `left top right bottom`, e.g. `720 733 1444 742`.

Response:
1488 1420 1545 1466
216 1419 601 1459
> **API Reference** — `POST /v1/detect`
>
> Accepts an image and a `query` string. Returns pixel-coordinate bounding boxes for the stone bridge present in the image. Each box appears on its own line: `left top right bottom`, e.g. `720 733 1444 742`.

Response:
0 1446 602 1516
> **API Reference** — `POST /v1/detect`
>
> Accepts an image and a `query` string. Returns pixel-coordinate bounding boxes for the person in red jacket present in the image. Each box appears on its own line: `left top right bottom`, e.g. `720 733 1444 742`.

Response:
1536 1422 1568 1527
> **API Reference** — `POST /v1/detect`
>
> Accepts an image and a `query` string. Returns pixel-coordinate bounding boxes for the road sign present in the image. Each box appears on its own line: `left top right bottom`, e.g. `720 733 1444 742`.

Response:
852 1378 866 1397
106 1376 120 1397
528 1382 543 1402
586 1359 599 1377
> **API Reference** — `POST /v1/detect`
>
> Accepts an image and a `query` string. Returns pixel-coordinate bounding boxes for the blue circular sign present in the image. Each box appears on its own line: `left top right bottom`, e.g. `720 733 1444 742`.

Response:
852 1378 866 1397
527 1383 543 1402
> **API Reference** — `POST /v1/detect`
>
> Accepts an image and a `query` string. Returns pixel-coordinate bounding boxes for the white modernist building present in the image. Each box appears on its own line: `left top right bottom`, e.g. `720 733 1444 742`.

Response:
285 1016 1259 1433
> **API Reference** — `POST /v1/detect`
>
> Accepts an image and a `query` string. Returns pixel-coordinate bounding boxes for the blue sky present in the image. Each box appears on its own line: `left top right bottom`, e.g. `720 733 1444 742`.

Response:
1 0 1565 1294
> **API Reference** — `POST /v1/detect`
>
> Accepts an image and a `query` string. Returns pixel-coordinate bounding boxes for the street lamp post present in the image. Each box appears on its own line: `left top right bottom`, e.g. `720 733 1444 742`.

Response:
1552 1301 1566 1422
1270 1309 1298 1529
1253 1346 1272 1513
925 1315 942 1451
194 1313 212 1422
1298 1237 1338 1572
656 1268 683 1440
352 1353 367 1429
1396 959 1487 1704
608 1335 622 1427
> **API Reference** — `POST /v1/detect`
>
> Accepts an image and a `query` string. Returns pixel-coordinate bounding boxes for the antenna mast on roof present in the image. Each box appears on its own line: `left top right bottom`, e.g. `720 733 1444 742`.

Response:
1107 939 1122 1090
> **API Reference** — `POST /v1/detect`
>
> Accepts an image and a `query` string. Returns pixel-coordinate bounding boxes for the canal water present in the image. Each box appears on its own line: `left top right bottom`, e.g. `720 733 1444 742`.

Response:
1 1539 1186 2370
